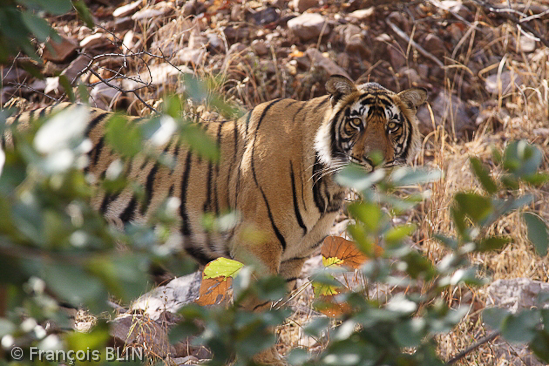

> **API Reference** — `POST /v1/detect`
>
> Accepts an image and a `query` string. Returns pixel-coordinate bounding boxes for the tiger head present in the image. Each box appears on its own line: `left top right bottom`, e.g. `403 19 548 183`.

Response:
315 75 427 172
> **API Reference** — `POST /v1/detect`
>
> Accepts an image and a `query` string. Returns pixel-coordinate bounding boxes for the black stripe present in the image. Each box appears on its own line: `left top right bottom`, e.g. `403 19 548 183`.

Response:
310 236 327 250
403 118 412 160
38 108 47 119
281 256 309 264
202 123 214 213
85 112 109 137
252 300 271 311
214 122 222 215
251 99 286 250
291 102 307 124
227 119 238 209
290 161 307 235
314 96 329 112
142 163 159 215
244 110 253 136
180 152 193 236
184 244 214 266
330 108 345 158
285 277 298 282
28 110 36 122
312 154 326 213
119 197 137 223
99 192 119 214
203 160 213 212
91 137 104 166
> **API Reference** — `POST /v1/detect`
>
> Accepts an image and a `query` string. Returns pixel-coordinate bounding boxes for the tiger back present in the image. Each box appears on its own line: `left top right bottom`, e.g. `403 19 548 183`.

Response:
3 74 427 289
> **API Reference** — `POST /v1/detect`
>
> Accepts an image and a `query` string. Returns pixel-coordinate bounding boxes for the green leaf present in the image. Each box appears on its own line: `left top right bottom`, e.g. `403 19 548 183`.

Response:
390 166 442 186
470 157 497 194
180 123 219 162
256 276 286 301
303 317 330 337
169 321 200 344
433 234 458 250
58 75 75 102
501 310 539 343
21 12 55 42
476 236 511 252
393 318 426 347
105 114 142 158
503 140 543 178
530 331 549 362
44 262 107 312
17 0 73 15
454 193 493 225
523 213 548 256
0 318 15 337
336 164 385 191
482 307 510 330
204 257 244 279
385 224 416 245
287 348 309 365
72 0 94 28
523 172 549 186
348 202 383 233
522 212 549 257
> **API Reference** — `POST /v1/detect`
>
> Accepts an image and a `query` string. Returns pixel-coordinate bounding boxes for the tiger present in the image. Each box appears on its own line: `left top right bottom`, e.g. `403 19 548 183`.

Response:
2 74 427 365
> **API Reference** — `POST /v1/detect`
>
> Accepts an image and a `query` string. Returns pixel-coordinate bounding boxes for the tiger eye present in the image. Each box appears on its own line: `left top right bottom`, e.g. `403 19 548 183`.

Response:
387 122 398 130
349 118 362 128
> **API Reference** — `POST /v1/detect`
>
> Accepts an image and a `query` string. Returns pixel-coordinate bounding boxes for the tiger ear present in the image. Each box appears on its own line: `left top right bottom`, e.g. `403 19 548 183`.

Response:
326 75 357 105
397 88 428 110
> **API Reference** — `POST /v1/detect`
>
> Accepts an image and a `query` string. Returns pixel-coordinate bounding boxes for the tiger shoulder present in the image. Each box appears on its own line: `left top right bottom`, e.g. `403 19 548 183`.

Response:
3 75 427 281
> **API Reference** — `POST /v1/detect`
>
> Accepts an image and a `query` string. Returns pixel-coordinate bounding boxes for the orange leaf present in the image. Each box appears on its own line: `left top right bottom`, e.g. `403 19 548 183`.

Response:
321 236 381 270
289 50 304 58
196 276 232 306
315 294 352 317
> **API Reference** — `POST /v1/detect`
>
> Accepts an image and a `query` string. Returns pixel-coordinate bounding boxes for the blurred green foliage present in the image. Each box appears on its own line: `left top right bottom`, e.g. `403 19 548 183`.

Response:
0 0 93 65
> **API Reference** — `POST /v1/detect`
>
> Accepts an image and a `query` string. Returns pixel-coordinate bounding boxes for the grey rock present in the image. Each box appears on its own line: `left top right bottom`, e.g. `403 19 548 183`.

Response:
416 91 471 136
421 34 446 56
251 39 269 56
387 44 406 70
132 271 202 320
2 68 29 86
347 8 375 21
61 54 90 82
113 0 142 18
287 13 330 41
306 48 351 79
484 278 549 366
519 35 536 53
174 48 206 65
485 71 523 94
79 33 108 49
486 278 549 313
43 35 78 63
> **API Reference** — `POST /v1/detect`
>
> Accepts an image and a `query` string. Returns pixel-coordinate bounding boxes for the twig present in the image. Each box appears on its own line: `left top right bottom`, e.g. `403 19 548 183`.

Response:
448 331 500 364
386 18 445 68
469 0 549 48
6 82 62 103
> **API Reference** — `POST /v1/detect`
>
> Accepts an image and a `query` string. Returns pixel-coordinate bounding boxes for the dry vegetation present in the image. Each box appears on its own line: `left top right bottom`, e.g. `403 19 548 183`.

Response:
2 0 549 364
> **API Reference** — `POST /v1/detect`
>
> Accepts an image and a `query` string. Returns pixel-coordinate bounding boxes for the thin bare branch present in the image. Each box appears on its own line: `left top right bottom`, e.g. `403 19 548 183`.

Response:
386 18 445 68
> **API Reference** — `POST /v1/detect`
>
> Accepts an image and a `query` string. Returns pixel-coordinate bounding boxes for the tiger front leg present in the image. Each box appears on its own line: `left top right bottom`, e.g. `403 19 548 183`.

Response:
231 236 288 366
